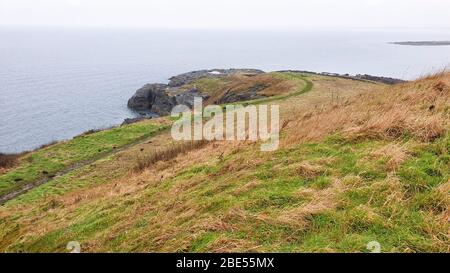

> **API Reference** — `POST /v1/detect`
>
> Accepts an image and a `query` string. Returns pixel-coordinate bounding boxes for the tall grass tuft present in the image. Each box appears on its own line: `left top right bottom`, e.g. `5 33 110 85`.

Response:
134 140 210 172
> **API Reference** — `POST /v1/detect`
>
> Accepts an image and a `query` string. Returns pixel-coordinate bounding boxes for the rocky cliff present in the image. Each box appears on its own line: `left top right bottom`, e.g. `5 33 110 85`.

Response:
127 69 264 116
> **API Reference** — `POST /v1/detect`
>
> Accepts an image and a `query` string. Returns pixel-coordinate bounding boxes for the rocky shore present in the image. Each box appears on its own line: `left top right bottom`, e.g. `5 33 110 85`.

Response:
390 41 450 46
277 70 405 85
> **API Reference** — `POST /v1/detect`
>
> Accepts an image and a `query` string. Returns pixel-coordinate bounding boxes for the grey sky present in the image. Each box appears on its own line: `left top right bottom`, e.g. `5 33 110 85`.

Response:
1 0 449 29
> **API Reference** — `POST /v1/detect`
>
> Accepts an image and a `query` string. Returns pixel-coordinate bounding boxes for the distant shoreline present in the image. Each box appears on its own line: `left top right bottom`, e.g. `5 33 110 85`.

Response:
390 41 450 46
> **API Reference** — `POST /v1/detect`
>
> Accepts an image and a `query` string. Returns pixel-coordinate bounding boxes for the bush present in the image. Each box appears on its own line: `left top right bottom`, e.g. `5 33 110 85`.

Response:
0 153 19 168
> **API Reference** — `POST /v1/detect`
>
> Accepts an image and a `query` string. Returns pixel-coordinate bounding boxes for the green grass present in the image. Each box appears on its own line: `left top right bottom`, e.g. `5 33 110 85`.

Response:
4 154 122 206
188 78 228 94
398 137 449 194
238 73 313 106
0 121 167 197
171 135 448 252
189 232 219 252
1 134 448 252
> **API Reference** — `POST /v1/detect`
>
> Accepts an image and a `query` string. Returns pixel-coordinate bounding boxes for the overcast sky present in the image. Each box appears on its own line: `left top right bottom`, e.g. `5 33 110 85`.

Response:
1 0 449 29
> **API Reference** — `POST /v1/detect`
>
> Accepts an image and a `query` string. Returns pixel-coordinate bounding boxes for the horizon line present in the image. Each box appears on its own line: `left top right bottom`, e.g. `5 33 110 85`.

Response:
1 24 450 31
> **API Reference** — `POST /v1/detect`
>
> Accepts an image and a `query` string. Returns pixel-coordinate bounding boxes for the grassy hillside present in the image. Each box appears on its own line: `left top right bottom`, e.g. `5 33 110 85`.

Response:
0 72 448 253
0 119 170 198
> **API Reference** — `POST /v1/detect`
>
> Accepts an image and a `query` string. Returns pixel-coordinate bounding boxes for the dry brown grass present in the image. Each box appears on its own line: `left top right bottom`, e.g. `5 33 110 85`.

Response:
208 236 258 253
205 73 296 104
283 72 450 146
133 140 210 172
370 142 410 172
258 81 297 97
276 179 346 229
56 139 238 211
2 73 448 253
294 162 324 179
362 175 407 209
436 180 450 224
231 180 261 196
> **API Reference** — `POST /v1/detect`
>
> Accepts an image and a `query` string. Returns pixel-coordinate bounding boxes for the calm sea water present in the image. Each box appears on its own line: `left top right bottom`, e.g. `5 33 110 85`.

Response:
1 27 450 153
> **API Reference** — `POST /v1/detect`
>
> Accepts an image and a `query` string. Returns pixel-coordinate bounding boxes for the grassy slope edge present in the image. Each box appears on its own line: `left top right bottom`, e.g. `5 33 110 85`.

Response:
0 72 448 253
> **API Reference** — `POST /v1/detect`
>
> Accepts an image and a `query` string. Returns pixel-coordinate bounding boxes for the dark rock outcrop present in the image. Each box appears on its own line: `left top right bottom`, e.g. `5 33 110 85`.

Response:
127 84 175 116
174 88 210 108
127 84 210 117
354 74 405 85
128 69 263 116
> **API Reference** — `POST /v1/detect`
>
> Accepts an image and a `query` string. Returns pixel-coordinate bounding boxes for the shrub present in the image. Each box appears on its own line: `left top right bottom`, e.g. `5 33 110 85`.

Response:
0 153 19 168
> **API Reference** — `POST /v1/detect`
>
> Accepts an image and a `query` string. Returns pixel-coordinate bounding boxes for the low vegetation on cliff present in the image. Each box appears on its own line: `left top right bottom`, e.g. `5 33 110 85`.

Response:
0 71 448 253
